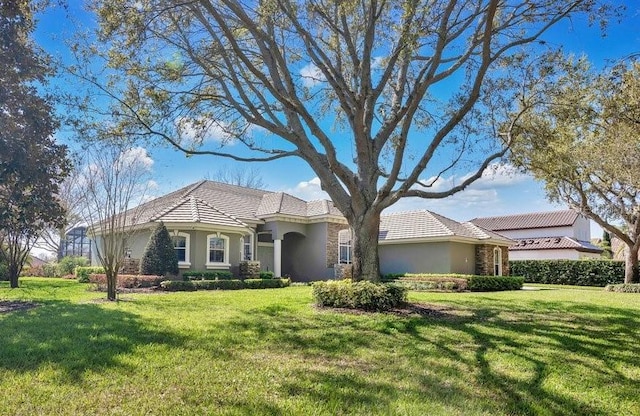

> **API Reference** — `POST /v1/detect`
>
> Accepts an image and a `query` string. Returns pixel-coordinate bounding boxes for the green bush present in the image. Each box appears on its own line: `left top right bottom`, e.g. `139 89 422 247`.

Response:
467 276 524 292
41 263 58 278
604 283 640 293
140 222 179 276
160 280 196 291
194 279 245 290
0 261 7 281
382 274 469 292
259 271 275 279
76 266 105 283
183 270 234 280
244 278 290 289
510 260 624 287
57 256 89 277
312 280 407 311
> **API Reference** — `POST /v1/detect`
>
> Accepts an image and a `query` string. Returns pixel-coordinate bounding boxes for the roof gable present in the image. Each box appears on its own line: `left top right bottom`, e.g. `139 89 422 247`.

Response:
149 197 248 228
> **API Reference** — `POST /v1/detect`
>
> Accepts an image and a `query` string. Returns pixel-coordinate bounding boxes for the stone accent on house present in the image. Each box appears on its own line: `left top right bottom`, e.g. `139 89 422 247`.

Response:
326 223 349 268
475 245 509 276
334 263 352 280
239 260 261 279
121 258 141 275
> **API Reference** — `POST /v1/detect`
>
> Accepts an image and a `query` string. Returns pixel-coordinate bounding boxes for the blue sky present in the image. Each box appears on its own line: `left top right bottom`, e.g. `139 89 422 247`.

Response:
34 1 640 238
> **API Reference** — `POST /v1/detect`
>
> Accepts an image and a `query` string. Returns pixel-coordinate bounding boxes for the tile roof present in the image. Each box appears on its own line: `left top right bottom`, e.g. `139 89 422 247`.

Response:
470 210 579 231
379 210 511 244
510 236 603 253
150 197 248 228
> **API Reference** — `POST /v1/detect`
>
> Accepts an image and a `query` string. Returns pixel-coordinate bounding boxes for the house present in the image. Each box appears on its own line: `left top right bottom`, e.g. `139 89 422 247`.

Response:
91 180 512 280
470 210 603 260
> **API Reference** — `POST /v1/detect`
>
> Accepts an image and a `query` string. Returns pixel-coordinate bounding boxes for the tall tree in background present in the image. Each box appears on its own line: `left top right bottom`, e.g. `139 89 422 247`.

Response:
0 0 69 287
82 142 154 300
73 0 613 280
511 59 640 283
207 165 266 189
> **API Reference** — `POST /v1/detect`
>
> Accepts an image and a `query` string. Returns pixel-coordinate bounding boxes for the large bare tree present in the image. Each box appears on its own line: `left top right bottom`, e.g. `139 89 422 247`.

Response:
73 0 613 280
511 59 640 283
81 142 154 300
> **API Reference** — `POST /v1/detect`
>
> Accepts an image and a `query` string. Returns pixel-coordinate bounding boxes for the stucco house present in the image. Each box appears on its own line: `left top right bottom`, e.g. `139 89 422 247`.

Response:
470 210 602 260
91 180 512 280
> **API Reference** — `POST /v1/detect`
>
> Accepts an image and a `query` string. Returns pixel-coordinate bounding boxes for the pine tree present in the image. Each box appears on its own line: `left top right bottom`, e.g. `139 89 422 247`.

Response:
139 222 178 276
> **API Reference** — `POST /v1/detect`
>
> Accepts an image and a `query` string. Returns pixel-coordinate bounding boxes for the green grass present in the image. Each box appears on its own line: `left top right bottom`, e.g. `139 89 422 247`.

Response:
1 278 639 415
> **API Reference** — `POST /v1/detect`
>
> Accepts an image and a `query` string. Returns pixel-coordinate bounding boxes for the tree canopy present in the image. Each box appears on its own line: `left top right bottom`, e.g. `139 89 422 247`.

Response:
511 59 640 283
73 0 614 280
0 0 70 287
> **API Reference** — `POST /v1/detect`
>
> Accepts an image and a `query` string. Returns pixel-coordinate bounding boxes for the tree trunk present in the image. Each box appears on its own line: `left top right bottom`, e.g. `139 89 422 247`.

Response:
624 243 639 284
350 210 381 282
9 264 19 288
106 269 117 301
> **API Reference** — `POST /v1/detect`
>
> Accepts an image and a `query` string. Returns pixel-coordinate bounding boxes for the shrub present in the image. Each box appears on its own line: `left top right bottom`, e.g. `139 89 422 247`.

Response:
259 271 275 279
140 222 179 276
183 270 234 280
244 278 291 289
467 276 524 291
57 256 89 277
510 259 624 287
382 274 469 292
194 279 245 290
76 266 105 283
312 280 407 311
41 263 58 278
89 273 163 288
0 261 7 281
160 280 196 291
604 283 640 293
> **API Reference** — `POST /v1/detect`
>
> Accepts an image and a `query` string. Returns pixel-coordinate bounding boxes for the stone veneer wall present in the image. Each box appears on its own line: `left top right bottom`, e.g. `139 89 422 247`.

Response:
239 261 261 279
121 258 141 275
326 223 349 268
475 245 509 276
334 263 353 280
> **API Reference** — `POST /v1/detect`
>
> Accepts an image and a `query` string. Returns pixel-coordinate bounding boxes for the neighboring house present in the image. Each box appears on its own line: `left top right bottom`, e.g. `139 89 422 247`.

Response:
60 226 92 261
470 210 602 260
91 180 512 280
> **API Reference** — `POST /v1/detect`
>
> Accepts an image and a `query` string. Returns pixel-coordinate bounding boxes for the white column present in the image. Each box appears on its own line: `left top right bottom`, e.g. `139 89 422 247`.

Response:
274 238 282 278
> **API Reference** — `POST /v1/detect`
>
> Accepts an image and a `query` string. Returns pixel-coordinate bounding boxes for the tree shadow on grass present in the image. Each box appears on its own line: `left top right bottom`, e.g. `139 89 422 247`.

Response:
0 300 185 384
219 299 640 415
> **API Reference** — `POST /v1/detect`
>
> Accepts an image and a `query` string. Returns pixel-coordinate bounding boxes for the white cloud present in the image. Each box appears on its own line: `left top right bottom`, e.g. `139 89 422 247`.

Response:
118 146 154 170
286 177 330 201
300 63 325 88
175 117 236 145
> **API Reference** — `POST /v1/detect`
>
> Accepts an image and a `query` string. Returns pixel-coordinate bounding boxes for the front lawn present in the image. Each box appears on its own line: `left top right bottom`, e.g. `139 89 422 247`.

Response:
1 278 638 415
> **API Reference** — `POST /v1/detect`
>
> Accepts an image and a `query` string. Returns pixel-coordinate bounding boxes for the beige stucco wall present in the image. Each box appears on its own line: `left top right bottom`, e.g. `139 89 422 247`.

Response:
509 249 600 261
379 241 484 275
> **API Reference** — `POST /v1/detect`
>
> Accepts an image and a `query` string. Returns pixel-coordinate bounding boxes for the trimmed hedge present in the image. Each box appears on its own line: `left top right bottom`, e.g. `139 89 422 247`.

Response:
89 273 164 289
259 271 275 279
244 278 291 289
604 283 640 293
510 260 624 287
383 274 470 292
182 270 234 280
467 276 524 292
76 266 105 283
160 278 291 291
312 280 407 311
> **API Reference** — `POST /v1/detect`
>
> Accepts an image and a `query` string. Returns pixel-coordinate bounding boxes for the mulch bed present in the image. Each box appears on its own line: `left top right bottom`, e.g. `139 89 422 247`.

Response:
317 302 462 319
0 300 39 314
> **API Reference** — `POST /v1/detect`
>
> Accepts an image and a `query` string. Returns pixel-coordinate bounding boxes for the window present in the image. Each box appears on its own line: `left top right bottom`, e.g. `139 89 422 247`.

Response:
241 235 253 261
493 247 502 276
171 232 190 267
206 233 230 268
338 229 352 264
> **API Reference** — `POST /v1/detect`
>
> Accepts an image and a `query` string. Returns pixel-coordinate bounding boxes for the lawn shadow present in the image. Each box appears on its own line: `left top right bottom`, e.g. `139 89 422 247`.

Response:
0 300 185 384
221 298 640 415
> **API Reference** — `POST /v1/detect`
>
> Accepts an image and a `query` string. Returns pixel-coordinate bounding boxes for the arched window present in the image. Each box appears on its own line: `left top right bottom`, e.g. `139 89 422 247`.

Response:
493 247 502 276
338 229 352 264
206 233 230 268
171 231 191 267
